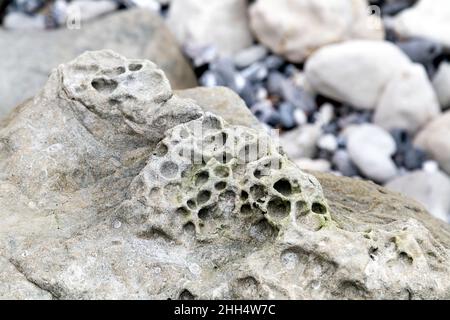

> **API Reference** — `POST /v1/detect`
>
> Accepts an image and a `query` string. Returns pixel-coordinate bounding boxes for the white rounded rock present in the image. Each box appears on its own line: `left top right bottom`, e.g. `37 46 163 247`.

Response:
386 170 450 223
394 0 450 49
347 124 398 183
374 64 441 134
415 112 450 175
167 0 253 56
249 0 384 63
305 41 412 110
433 62 450 110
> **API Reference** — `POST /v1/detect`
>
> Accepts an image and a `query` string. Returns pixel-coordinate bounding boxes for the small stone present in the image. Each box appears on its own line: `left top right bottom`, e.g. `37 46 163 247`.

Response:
294 158 331 173
433 62 450 110
347 124 398 183
386 170 450 222
396 38 442 67
233 45 268 69
415 111 450 175
278 102 296 129
332 150 359 177
293 109 307 126
167 0 254 56
263 55 284 70
184 44 218 67
3 12 46 30
374 64 440 135
280 124 321 159
317 134 338 153
315 103 334 126
240 62 269 82
249 0 384 63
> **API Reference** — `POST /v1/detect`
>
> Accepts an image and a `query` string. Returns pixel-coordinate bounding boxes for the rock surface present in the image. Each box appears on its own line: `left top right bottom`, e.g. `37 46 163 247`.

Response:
394 0 450 48
0 9 197 118
1 50 450 300
249 0 384 63
386 170 450 223
167 0 253 56
415 112 450 175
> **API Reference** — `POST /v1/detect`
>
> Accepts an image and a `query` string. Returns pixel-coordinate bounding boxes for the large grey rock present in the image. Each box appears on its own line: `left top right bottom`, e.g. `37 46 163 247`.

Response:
0 9 197 119
1 50 449 300
249 0 384 63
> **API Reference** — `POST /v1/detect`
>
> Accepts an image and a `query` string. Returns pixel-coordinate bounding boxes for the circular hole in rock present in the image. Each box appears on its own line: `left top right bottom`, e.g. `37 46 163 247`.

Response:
273 179 292 196
312 202 327 215
198 207 210 220
250 184 266 201
160 161 179 179
91 78 118 94
176 207 190 216
195 171 209 186
215 181 227 191
179 289 196 300
183 222 196 235
187 199 196 209
154 143 168 157
241 190 249 201
129 63 143 71
267 197 291 219
240 204 252 215
214 166 230 178
197 190 211 205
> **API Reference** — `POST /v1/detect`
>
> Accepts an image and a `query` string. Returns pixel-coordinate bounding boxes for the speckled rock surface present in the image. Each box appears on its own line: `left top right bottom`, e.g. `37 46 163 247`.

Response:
0 8 197 119
0 50 449 300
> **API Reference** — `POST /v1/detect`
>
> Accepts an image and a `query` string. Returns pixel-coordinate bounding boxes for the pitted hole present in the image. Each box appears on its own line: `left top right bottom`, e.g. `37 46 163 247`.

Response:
105 66 126 76
234 277 260 299
369 247 379 261
241 190 249 201
179 289 196 300
197 190 211 205
240 204 252 215
250 184 267 201
238 144 257 163
176 207 190 216
267 197 291 219
281 249 300 270
195 171 209 187
129 63 143 71
160 161 178 179
215 152 232 164
254 169 262 179
214 165 230 178
178 147 195 161
91 78 118 94
180 128 190 139
295 201 309 218
399 252 414 265
312 202 327 215
273 179 292 196
202 116 222 130
198 207 210 220
153 143 168 157
250 219 278 242
137 227 172 242
187 199 196 209
218 190 237 216
183 222 196 236
215 181 227 191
